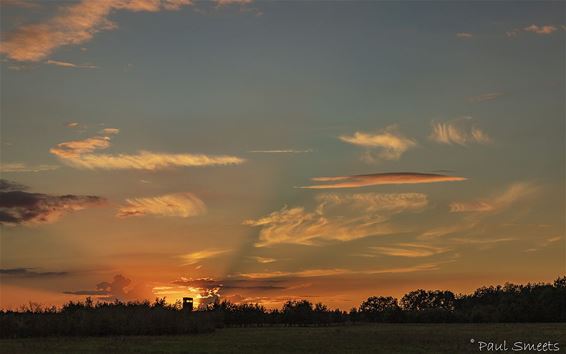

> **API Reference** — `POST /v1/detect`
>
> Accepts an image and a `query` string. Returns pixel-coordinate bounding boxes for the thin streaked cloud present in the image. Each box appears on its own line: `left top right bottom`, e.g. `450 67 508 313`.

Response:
51 134 245 170
301 172 466 190
117 192 206 218
45 60 97 69
0 162 59 173
179 249 230 265
429 117 491 146
449 182 536 213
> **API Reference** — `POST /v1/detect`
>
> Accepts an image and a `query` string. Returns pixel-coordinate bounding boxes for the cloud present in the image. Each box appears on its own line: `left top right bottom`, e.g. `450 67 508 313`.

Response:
429 117 491 145
64 274 154 301
339 125 416 162
0 179 105 225
249 149 312 153
251 256 276 264
100 128 119 135
449 182 536 213
456 32 473 38
525 236 563 252
57 151 245 170
65 122 80 128
0 0 193 62
467 92 503 103
524 24 558 35
300 172 466 189
46 59 97 69
50 136 111 158
117 192 206 218
179 249 229 265
237 263 441 279
1 162 59 173
0 268 68 278
172 277 285 292
370 243 448 258
215 0 253 5
51 134 245 170
244 192 428 247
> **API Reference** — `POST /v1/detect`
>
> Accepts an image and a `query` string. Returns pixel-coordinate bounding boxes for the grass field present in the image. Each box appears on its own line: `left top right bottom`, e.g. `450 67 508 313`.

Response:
1 323 565 353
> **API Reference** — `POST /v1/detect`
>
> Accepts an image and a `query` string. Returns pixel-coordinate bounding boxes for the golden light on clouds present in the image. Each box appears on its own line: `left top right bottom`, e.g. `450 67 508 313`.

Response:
0 0 194 62
301 172 466 189
245 192 428 247
117 192 206 218
429 117 491 146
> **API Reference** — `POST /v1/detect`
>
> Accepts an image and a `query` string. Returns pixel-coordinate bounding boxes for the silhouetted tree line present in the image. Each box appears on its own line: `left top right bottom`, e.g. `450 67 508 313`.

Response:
1 277 564 337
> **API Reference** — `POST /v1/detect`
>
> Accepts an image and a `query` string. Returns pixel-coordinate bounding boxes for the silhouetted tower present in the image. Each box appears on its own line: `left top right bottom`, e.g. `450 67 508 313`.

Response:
182 297 193 312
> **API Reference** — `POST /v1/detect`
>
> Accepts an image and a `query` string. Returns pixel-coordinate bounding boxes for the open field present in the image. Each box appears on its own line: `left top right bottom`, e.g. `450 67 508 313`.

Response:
1 323 565 353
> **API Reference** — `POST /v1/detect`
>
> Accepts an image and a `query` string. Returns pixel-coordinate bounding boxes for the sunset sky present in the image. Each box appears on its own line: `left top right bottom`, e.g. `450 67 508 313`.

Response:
1 0 564 310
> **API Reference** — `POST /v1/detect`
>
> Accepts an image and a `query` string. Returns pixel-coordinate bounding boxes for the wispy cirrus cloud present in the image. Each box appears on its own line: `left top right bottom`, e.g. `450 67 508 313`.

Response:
339 125 416 162
0 0 193 62
50 133 245 170
449 182 536 213
245 192 428 247
237 263 441 279
179 249 230 265
456 32 473 38
429 117 491 146
45 59 97 69
300 172 466 190
370 243 448 258
50 136 111 158
1 162 59 173
0 179 105 225
117 192 206 218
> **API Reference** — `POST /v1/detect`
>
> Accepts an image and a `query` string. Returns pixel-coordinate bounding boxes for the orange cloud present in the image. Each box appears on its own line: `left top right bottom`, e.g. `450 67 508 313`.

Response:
449 182 536 213
245 192 428 246
237 263 441 279
50 136 111 158
58 151 245 170
51 134 245 170
429 117 491 146
370 243 448 258
300 172 466 189
339 125 416 162
117 192 206 218
524 24 558 35
0 0 193 62
179 249 229 265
